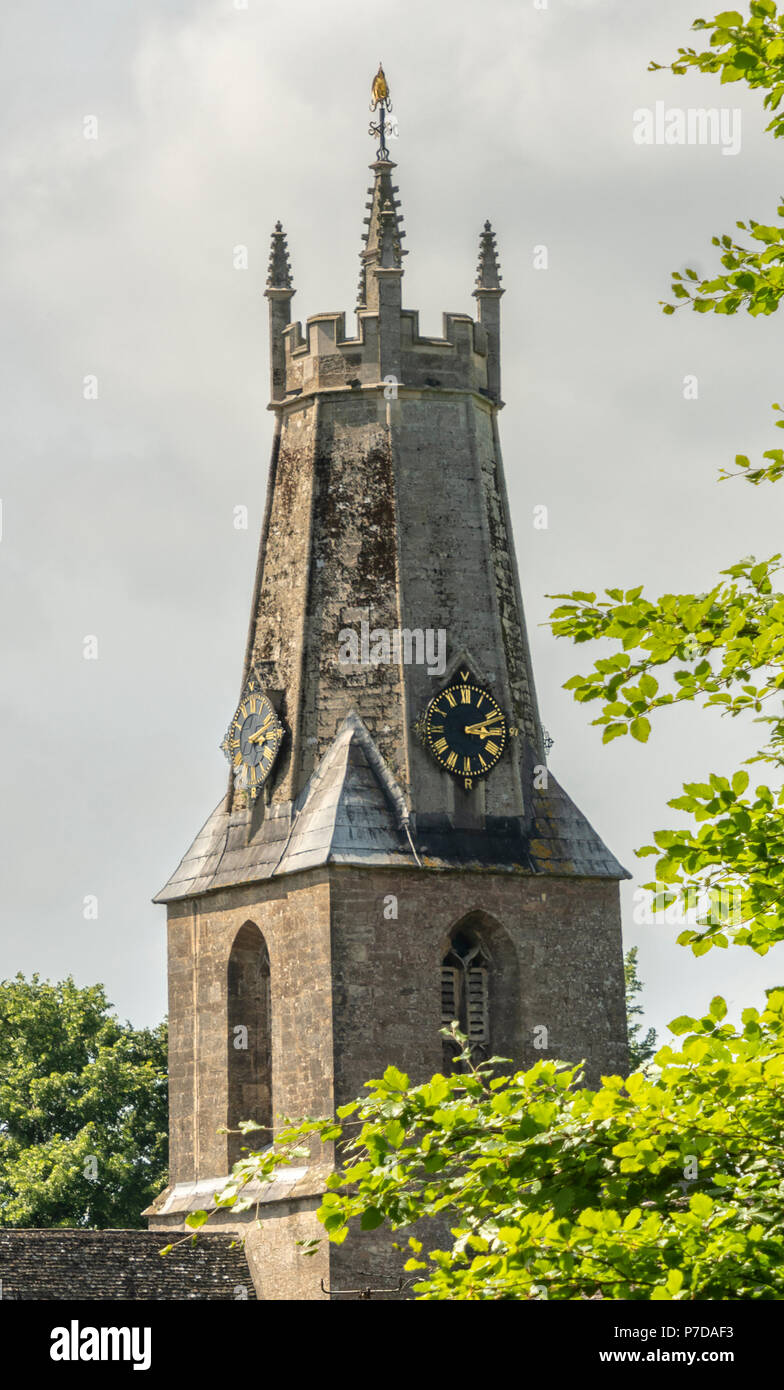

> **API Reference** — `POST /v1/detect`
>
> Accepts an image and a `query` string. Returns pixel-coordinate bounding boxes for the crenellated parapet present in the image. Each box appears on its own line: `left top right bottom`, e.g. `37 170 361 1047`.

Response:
275 306 493 402
266 151 504 405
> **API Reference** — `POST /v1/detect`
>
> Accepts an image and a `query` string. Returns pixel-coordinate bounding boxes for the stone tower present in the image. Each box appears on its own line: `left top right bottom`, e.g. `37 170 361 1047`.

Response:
146 69 629 1299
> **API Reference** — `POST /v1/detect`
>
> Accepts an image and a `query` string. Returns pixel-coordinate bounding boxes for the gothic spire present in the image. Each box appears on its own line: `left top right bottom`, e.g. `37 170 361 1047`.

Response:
473 220 503 294
266 221 294 291
358 65 406 311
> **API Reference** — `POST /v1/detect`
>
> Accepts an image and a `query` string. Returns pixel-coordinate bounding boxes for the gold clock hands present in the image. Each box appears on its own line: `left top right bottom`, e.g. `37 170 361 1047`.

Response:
248 731 275 747
247 717 275 745
463 714 504 736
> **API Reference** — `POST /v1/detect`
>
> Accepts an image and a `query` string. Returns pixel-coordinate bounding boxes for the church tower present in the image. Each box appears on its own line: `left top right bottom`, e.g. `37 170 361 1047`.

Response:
146 68 629 1299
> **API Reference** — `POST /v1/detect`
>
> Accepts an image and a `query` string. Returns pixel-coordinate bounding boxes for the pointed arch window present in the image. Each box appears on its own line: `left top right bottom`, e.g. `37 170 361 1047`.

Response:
441 928 490 1064
227 922 272 1169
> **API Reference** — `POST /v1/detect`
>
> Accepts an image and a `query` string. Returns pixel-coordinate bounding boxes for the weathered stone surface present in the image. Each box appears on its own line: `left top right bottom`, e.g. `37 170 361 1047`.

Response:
152 861 627 1297
147 146 630 1304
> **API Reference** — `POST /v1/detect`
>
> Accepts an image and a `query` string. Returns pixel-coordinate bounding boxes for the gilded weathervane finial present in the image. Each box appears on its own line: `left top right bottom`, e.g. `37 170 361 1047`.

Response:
369 62 393 160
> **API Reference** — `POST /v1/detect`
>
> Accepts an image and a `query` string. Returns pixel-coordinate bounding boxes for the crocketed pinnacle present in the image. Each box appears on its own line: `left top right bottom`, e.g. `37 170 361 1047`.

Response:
266 221 294 290
473 220 503 293
357 162 407 310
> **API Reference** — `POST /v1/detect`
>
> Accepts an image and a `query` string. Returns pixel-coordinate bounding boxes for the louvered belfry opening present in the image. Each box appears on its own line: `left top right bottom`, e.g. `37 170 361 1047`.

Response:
441 926 490 1071
227 922 272 1168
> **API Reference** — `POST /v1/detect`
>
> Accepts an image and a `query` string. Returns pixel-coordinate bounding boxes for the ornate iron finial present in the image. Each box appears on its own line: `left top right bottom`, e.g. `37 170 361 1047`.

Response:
369 63 393 160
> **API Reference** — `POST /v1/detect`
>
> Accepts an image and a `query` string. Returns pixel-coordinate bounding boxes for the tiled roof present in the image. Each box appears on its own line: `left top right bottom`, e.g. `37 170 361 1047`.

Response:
155 713 628 903
0 1229 255 1300
528 774 630 880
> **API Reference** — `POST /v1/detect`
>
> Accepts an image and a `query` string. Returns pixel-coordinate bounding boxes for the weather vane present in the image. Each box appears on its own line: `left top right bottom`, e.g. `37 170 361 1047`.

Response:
369 63 393 160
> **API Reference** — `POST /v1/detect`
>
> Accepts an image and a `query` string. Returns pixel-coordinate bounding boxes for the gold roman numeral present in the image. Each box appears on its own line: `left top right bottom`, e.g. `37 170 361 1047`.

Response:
444 690 456 708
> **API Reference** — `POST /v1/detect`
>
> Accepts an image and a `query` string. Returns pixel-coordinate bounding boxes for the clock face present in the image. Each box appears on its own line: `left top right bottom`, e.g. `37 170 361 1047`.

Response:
221 684 284 799
423 677 507 787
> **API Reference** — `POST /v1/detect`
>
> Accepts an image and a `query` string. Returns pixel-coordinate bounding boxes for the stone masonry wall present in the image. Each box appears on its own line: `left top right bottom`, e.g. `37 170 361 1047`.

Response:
162 862 627 1297
296 396 408 791
166 872 333 1186
392 391 533 820
239 384 541 824
328 865 629 1101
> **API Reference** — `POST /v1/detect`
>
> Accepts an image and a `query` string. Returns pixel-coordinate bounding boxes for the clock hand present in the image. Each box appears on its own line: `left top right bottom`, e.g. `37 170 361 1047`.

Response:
247 722 274 746
463 716 504 736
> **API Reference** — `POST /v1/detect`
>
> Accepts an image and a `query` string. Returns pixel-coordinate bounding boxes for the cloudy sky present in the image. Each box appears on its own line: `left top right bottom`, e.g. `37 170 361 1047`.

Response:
1 0 782 1042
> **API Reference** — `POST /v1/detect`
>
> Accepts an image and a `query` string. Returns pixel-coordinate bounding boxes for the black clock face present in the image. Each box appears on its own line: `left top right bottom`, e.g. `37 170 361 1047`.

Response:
221 686 284 798
424 680 507 786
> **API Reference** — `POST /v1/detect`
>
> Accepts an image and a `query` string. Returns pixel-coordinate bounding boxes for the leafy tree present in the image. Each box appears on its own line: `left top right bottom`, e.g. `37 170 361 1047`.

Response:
203 998 784 1300
0 974 167 1228
625 948 657 1069
546 8 784 955
653 3 784 329
652 4 784 483
548 558 784 954
194 5 784 1298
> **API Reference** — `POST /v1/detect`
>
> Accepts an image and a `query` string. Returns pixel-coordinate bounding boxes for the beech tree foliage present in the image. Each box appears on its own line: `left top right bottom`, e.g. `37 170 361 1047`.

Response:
200 999 784 1300
548 9 784 956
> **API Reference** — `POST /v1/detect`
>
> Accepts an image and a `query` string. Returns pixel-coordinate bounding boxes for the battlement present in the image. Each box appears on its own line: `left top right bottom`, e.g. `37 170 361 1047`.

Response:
277 307 491 400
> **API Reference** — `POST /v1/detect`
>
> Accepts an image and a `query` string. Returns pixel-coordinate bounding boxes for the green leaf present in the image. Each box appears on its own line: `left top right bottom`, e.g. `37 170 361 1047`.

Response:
602 722 628 743
631 716 651 743
321 1209 346 1233
668 1015 697 1036
709 996 728 1021
689 1193 714 1219
185 1209 209 1230
382 1065 410 1091
360 1206 385 1231
386 1119 406 1149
